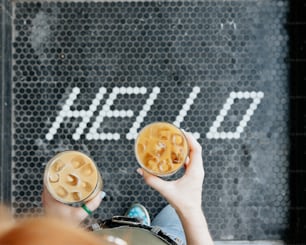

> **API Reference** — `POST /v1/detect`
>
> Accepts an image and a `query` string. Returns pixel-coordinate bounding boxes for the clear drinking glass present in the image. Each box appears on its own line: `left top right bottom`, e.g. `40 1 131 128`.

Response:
44 150 103 204
135 122 189 177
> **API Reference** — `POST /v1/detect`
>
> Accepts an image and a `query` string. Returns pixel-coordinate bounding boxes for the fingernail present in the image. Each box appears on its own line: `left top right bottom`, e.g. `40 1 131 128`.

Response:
136 168 143 176
101 191 106 199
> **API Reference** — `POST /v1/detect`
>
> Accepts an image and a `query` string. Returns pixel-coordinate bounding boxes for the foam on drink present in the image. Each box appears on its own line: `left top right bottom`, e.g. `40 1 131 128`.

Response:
135 122 189 176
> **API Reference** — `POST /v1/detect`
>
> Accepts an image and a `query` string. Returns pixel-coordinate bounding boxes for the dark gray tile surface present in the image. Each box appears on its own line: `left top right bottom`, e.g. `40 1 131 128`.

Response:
1 0 13 203
5 0 290 240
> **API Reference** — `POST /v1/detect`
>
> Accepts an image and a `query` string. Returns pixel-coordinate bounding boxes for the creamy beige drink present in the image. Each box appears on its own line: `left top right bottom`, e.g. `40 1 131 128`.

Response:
135 122 189 176
44 151 102 204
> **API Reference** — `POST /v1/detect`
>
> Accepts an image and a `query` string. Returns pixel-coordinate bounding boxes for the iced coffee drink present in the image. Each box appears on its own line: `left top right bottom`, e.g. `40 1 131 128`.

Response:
44 151 103 204
135 122 189 176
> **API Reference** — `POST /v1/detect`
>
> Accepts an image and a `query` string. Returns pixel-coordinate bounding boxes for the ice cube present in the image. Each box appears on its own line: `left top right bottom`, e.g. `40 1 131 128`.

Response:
80 164 94 176
71 157 85 169
154 141 166 156
82 181 92 192
143 153 155 164
66 174 79 186
72 192 82 201
172 134 183 145
158 160 170 172
159 130 171 140
147 127 155 139
137 143 146 154
55 186 68 198
171 151 183 164
147 159 157 166
147 159 159 172
49 174 59 183
144 154 159 172
52 160 66 172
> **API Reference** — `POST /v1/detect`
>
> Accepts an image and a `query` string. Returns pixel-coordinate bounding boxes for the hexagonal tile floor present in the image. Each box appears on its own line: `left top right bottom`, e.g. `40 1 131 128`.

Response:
4 0 289 240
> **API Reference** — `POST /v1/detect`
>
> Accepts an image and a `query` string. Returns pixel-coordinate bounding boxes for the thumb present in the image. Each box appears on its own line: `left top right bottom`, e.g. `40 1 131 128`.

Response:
137 168 168 195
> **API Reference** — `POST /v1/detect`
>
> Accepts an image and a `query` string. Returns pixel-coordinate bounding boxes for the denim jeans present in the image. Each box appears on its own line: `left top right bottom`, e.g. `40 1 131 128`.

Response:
152 205 186 245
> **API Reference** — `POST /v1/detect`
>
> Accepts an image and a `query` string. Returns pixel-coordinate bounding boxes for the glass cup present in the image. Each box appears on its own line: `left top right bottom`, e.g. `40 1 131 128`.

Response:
44 150 103 204
135 122 189 177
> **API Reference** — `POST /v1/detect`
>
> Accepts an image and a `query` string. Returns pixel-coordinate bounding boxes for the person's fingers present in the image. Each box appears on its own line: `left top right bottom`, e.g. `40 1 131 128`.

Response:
85 191 104 211
42 189 46 205
75 191 104 221
184 156 190 169
42 187 48 203
42 188 61 207
42 188 51 202
137 168 170 196
183 132 204 176
184 131 202 156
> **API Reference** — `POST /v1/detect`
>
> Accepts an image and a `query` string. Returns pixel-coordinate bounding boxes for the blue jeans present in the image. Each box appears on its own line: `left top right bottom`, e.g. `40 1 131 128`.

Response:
152 205 186 245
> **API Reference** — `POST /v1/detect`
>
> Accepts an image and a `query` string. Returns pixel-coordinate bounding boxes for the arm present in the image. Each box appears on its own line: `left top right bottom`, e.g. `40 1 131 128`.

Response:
175 207 213 245
137 131 214 245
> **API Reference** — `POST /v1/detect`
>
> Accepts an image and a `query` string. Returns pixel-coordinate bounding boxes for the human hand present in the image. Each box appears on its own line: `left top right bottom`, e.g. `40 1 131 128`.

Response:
42 187 105 226
137 131 205 213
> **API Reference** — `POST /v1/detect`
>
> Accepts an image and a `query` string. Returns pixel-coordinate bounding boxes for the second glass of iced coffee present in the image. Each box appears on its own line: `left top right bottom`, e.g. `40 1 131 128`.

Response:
44 151 103 204
135 122 189 177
